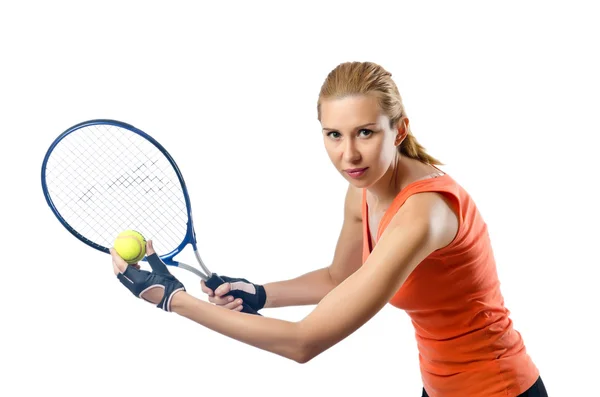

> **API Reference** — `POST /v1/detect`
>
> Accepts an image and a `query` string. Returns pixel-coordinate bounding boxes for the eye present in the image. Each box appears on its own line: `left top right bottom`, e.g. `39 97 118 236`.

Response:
358 129 373 137
326 131 342 139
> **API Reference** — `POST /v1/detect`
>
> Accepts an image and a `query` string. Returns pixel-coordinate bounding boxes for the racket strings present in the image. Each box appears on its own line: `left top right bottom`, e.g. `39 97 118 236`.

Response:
48 126 187 250
44 124 190 254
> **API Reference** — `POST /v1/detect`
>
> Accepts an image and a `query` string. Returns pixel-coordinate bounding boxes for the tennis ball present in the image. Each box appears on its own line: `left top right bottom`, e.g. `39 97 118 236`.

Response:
113 230 146 264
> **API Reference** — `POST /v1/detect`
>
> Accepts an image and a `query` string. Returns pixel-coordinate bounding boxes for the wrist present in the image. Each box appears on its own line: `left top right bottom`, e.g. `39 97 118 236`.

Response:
170 290 189 312
263 283 273 309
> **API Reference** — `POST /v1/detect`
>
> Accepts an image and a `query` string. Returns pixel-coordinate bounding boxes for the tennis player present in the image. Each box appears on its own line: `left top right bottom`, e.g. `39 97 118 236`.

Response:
111 61 548 397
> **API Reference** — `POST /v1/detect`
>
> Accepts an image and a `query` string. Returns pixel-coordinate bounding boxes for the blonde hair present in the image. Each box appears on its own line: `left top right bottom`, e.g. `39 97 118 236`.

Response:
317 61 442 165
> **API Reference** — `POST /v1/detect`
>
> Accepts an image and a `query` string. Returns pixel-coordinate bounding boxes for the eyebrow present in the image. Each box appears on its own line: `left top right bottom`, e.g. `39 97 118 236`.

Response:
322 122 378 132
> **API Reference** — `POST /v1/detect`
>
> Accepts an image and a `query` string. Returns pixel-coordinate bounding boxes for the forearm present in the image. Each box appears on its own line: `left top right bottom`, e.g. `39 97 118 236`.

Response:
263 267 336 308
171 291 308 362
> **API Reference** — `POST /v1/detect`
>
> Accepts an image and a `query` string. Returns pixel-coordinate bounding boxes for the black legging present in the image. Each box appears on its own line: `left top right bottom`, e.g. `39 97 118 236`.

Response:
421 376 548 396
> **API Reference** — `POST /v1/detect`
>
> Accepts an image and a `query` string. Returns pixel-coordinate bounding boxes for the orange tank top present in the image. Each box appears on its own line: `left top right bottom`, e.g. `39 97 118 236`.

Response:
361 174 539 397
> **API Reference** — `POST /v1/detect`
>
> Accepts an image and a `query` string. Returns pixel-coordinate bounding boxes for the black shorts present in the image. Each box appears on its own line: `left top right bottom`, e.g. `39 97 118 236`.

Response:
421 375 548 397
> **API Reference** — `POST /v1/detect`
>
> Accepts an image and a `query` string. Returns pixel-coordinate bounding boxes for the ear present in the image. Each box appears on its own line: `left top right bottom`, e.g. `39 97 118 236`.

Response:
394 117 409 146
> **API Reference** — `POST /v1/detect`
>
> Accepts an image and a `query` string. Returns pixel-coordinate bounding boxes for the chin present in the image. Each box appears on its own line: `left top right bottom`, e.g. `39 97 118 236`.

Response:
343 175 370 188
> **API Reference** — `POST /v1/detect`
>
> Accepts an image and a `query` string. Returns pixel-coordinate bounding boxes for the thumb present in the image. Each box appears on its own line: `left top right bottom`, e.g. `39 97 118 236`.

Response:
145 240 170 275
146 239 156 256
215 281 231 296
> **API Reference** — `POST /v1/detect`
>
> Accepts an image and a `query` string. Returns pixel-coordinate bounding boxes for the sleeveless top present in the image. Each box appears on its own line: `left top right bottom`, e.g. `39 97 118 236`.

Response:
361 174 539 397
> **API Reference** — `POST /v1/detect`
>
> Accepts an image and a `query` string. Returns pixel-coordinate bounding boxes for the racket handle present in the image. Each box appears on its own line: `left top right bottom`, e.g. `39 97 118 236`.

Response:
205 274 262 316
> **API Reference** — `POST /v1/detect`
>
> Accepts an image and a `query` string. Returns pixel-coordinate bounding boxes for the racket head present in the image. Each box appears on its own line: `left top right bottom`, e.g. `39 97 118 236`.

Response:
41 119 198 266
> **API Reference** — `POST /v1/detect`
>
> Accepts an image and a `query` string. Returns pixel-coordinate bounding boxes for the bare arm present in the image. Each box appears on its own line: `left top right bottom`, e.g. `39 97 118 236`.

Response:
262 184 363 308
171 192 458 362
262 267 336 308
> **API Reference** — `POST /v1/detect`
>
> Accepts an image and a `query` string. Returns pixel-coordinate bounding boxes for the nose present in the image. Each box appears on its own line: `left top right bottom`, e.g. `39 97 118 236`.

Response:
342 138 361 164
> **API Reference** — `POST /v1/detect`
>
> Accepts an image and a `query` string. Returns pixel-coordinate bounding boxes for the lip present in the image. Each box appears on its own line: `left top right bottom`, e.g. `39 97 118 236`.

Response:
344 167 368 178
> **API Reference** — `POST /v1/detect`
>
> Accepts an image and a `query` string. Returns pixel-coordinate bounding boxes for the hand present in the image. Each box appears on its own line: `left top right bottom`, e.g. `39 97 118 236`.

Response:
201 275 266 314
111 240 186 311
201 278 244 312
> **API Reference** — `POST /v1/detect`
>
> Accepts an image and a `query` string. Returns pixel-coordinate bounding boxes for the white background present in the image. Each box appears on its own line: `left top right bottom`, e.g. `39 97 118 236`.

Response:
1 1 598 396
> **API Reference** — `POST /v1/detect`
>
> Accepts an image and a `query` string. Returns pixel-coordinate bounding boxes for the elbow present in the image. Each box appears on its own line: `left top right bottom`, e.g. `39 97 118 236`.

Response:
292 351 310 364
293 345 319 364
291 324 325 364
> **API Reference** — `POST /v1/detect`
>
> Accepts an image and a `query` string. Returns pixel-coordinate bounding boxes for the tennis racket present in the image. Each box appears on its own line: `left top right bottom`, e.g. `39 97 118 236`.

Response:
41 119 259 315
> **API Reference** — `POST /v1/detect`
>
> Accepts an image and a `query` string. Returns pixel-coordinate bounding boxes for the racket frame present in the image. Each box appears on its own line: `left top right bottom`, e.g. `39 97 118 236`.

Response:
41 119 213 280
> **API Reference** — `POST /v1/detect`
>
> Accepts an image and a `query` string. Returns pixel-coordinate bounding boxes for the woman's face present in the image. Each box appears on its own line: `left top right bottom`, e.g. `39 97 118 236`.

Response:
320 94 401 188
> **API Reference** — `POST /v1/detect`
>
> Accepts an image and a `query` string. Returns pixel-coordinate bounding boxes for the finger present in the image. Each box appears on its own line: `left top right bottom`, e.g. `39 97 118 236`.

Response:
221 300 243 310
210 297 244 310
113 260 127 276
112 259 120 276
132 263 141 270
234 304 244 312
209 294 237 306
200 281 214 296
146 239 156 256
109 248 128 274
223 300 244 310
214 282 231 297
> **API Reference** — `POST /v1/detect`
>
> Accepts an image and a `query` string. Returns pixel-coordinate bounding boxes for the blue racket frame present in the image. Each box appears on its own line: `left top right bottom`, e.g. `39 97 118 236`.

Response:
41 119 262 315
41 119 201 269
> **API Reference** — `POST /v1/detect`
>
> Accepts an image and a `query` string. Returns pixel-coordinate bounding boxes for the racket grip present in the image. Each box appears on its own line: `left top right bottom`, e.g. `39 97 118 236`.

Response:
205 274 262 316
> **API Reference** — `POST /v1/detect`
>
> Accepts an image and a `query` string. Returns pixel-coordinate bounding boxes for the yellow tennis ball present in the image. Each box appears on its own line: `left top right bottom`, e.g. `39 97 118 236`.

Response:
113 230 146 264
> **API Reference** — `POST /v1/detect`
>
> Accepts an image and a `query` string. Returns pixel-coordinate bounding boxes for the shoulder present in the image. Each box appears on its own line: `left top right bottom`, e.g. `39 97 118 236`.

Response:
388 191 459 251
343 183 363 223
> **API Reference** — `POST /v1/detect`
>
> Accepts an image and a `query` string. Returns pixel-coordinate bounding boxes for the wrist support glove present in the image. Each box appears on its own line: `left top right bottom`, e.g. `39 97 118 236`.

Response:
205 274 266 315
117 253 185 312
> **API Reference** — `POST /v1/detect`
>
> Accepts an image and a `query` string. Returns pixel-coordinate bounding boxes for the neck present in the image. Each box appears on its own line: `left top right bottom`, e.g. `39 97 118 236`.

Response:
366 154 438 208
366 153 407 208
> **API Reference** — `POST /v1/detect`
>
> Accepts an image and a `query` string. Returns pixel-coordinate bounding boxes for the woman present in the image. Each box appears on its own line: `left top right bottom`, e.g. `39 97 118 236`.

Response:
111 61 547 397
